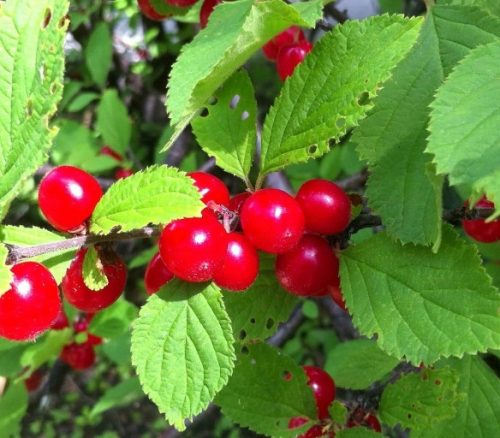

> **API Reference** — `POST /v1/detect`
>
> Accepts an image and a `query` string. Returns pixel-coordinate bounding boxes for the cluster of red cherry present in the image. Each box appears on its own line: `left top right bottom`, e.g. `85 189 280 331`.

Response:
462 198 500 243
290 366 381 437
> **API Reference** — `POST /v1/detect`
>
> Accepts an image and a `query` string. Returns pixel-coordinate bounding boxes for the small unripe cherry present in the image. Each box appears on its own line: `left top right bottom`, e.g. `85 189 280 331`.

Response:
38 165 103 233
137 0 169 20
462 198 500 243
200 0 221 28
296 179 351 235
165 0 198 7
0 262 60 341
276 235 339 297
145 252 174 295
303 365 336 420
187 171 230 207
263 27 306 61
159 214 228 282
276 41 313 81
60 341 96 370
240 188 305 254
213 232 259 291
62 248 127 313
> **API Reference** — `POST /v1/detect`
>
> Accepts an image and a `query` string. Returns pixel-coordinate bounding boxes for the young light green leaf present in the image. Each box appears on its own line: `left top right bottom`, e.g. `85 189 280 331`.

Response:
427 40 500 217
0 383 28 437
340 225 500 365
89 298 138 339
258 15 423 181
90 377 144 418
192 70 256 185
20 329 72 373
90 165 204 235
85 22 112 87
96 89 132 155
215 343 317 437
329 400 348 426
380 367 460 430
0 0 69 219
131 280 235 431
417 355 500 437
325 339 400 390
165 0 323 149
0 244 12 298
223 254 298 343
0 225 75 283
82 246 109 291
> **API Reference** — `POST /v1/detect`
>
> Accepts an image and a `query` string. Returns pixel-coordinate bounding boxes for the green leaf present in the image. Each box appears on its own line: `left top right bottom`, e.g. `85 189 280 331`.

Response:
149 0 191 17
380 367 460 430
82 246 109 291
0 0 69 219
441 0 500 18
192 70 256 184
419 355 500 437
165 0 323 149
427 40 500 217
0 383 28 438
131 280 235 431
85 22 112 86
90 377 144 418
20 329 72 373
89 298 138 339
66 92 100 112
325 339 400 390
340 225 500 365
215 343 317 437
258 15 422 180
337 427 382 438
90 165 204 235
0 225 75 283
96 90 132 155
223 254 298 343
329 400 348 426
0 244 12 298
0 342 27 377
102 332 131 366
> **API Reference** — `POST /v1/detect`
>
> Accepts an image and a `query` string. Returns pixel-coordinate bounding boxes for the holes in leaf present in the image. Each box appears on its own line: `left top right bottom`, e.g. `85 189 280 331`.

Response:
308 145 318 155
50 82 58 94
241 346 249 355
266 318 274 329
250 318 256 324
239 329 247 341
336 118 346 129
434 379 441 386
43 9 52 28
282 370 292 381
229 95 240 109
199 108 209 118
357 91 370 106
407 414 412 419
26 99 33 117
59 15 67 28
207 96 218 106
241 111 250 121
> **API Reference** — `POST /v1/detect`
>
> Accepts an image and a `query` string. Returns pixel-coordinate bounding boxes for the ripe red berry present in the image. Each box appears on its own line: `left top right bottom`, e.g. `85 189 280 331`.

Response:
347 409 382 433
296 179 351 235
276 235 339 297
462 198 500 243
288 418 330 438
24 369 43 392
288 417 308 429
62 248 127 313
241 188 305 254
0 262 60 341
263 26 306 61
145 252 174 295
51 309 69 330
38 166 103 233
303 366 336 420
74 316 103 346
114 168 134 180
188 171 230 207
213 232 259 291
165 0 198 7
137 0 168 20
229 192 251 215
159 214 228 282
329 282 346 312
276 41 313 81
100 146 124 162
60 341 96 371
200 0 221 28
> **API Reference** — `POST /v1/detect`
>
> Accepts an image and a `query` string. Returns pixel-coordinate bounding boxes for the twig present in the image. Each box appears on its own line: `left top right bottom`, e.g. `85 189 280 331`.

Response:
325 4 349 24
268 305 305 347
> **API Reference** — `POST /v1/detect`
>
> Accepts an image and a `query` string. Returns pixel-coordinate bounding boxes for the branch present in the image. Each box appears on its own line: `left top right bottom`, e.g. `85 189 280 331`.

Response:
324 4 349 24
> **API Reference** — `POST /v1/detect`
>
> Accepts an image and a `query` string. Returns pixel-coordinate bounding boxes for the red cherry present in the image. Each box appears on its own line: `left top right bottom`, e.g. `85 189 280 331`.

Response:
187 171 230 207
347 409 381 433
0 262 60 341
74 317 103 346
229 192 251 215
38 166 103 233
165 0 198 7
24 369 43 392
288 417 308 429
302 425 330 438
276 235 339 297
100 146 124 162
60 341 96 370
114 168 134 180
303 366 336 420
62 248 127 313
51 309 69 330
159 214 228 282
137 0 169 20
329 282 346 312
213 232 259 291
145 252 174 295
200 0 221 28
276 41 313 81
241 188 305 254
263 26 306 61
296 179 351 235
462 198 500 243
